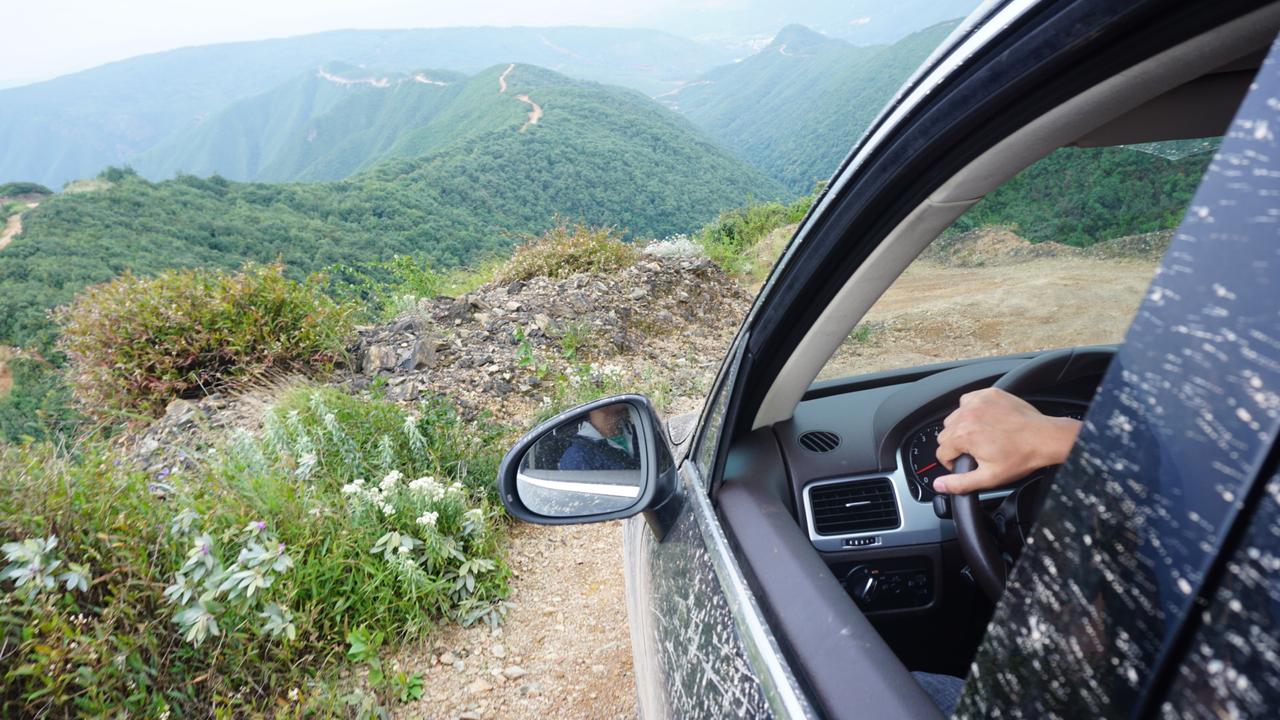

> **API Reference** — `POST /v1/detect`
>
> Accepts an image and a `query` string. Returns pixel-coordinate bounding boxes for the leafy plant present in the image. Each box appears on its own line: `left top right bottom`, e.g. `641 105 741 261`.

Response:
0 385 511 716
56 263 354 418
496 220 638 283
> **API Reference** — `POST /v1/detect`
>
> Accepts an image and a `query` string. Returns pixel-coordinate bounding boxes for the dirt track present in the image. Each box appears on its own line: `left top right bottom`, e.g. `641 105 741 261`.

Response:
516 94 542 131
821 256 1157 379
0 212 22 251
395 521 634 720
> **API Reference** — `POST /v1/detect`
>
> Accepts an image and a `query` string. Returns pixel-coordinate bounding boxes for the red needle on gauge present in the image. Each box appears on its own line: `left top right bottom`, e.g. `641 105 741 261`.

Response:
917 461 940 474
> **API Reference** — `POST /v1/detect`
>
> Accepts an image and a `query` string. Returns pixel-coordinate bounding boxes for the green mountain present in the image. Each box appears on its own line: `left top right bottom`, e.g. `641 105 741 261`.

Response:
0 64 785 349
134 64 471 182
670 22 959 192
0 27 736 189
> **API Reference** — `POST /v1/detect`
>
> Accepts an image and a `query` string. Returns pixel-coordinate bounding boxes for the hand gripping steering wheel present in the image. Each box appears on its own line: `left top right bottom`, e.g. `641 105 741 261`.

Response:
950 347 1114 601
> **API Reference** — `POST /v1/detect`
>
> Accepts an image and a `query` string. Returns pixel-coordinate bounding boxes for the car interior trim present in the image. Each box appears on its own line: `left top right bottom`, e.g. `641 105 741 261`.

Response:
800 452 1022 553
751 5 1280 430
716 430 946 719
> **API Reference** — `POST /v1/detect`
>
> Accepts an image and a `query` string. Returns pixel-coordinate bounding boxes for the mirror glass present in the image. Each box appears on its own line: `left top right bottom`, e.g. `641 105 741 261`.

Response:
516 401 645 517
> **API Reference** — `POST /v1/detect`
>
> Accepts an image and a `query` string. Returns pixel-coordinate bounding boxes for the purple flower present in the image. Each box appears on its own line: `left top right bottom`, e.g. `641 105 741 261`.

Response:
157 468 170 479
254 521 267 531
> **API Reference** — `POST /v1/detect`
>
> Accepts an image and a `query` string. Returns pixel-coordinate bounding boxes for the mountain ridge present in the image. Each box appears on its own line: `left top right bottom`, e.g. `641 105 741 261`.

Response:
0 27 737 188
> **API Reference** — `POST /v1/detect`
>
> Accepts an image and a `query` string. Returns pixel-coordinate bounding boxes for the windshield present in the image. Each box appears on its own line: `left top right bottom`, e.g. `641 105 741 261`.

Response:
818 140 1217 380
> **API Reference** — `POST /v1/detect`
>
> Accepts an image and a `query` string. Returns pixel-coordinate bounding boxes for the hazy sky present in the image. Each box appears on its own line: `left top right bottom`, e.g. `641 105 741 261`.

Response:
2 0 723 89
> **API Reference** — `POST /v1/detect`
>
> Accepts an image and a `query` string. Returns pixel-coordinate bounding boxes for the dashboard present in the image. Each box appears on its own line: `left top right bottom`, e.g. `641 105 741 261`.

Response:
770 350 1112 614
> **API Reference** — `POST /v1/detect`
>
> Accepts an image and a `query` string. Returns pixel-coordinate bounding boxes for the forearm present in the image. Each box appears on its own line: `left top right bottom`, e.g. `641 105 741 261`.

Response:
1036 417 1083 467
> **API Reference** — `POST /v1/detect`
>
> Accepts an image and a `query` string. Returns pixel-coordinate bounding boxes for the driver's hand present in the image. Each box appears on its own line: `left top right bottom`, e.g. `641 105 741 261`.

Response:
933 388 1082 494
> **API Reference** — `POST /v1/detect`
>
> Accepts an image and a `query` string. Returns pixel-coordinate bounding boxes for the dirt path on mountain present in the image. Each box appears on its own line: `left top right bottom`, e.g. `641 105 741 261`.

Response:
0 347 15 399
395 521 634 720
821 256 1158 379
516 94 543 132
498 63 515 93
0 212 23 251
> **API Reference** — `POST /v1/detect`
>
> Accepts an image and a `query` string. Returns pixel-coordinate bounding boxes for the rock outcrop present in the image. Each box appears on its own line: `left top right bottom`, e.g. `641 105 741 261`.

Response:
349 255 751 414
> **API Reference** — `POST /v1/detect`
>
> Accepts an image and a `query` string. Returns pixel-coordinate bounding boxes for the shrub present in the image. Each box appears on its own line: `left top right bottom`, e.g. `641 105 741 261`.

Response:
0 357 81 443
0 388 509 716
0 182 53 198
695 192 816 274
316 255 441 322
496 220 637 283
57 263 354 418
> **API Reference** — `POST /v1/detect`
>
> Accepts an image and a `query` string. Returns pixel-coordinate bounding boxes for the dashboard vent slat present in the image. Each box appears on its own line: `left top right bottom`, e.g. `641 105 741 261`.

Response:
810 478 900 536
799 430 841 453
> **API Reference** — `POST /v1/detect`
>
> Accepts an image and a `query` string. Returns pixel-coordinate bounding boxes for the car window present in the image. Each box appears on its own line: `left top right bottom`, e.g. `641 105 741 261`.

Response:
818 140 1218 380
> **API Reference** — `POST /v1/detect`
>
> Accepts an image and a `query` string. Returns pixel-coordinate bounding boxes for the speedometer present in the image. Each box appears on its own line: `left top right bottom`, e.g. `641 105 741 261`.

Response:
902 400 1086 502
905 422 947 501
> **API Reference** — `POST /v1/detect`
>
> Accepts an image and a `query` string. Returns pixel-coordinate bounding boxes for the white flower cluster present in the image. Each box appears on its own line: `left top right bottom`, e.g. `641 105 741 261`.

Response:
340 473 397 516
642 233 704 258
416 511 439 528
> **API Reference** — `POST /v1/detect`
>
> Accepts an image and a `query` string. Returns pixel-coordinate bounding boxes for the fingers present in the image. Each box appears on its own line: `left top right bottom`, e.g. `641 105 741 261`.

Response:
936 433 961 469
933 466 999 495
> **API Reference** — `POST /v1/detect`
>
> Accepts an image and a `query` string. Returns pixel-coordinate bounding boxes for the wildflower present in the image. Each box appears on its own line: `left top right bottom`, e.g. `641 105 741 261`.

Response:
380 469 403 493
340 479 364 495
381 502 395 517
288 688 300 702
416 511 439 528
409 475 444 500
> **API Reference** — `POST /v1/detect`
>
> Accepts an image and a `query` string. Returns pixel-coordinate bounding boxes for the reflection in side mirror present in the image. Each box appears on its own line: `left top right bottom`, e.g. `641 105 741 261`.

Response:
516 402 645 517
497 394 681 539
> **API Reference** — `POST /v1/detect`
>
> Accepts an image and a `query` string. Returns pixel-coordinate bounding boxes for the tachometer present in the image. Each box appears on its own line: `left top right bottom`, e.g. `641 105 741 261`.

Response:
902 401 1086 502
905 422 947 501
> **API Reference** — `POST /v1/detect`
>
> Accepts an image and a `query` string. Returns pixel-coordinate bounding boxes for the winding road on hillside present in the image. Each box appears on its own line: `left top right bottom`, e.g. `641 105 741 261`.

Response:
0 209 27 251
498 64 543 132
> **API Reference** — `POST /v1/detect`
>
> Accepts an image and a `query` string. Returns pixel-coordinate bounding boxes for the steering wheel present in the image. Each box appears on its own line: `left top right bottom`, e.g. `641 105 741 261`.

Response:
951 347 1115 601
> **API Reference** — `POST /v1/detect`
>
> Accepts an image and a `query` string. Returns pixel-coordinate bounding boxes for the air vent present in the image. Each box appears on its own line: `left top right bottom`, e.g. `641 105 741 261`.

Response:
799 430 841 453
810 478 900 536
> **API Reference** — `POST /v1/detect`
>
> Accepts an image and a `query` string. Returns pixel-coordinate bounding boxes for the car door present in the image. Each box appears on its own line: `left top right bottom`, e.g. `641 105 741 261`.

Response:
955 28 1280 719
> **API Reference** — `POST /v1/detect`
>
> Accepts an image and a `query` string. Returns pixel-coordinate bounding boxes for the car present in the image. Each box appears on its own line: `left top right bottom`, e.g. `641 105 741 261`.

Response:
496 0 1280 717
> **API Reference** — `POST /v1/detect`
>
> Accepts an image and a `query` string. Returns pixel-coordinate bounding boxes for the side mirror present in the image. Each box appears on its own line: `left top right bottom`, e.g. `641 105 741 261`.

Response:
497 395 682 540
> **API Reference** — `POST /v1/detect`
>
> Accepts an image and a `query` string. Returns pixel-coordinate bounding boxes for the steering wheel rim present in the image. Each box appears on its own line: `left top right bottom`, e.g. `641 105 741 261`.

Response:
951 347 1115 601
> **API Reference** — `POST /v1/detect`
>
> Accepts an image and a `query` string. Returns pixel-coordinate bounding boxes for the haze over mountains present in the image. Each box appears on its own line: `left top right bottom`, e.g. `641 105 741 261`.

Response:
0 27 737 189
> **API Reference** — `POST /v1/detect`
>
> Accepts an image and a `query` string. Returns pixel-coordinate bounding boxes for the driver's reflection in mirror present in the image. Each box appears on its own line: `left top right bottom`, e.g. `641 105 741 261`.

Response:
557 404 641 471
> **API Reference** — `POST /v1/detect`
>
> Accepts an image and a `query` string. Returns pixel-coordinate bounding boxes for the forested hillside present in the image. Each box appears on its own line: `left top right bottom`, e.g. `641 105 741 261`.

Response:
0 64 784 349
672 22 958 192
951 143 1218 246
0 27 735 188
133 65 470 182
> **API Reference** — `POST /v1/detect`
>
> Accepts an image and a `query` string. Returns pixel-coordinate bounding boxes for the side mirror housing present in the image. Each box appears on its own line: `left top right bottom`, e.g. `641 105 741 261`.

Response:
496 394 682 540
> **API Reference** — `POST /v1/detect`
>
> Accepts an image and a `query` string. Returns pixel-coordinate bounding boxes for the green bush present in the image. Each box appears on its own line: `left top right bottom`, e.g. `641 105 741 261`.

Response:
497 220 638 283
56 264 354 418
317 255 442 322
0 388 510 716
695 192 815 274
0 357 81 443
0 182 52 198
